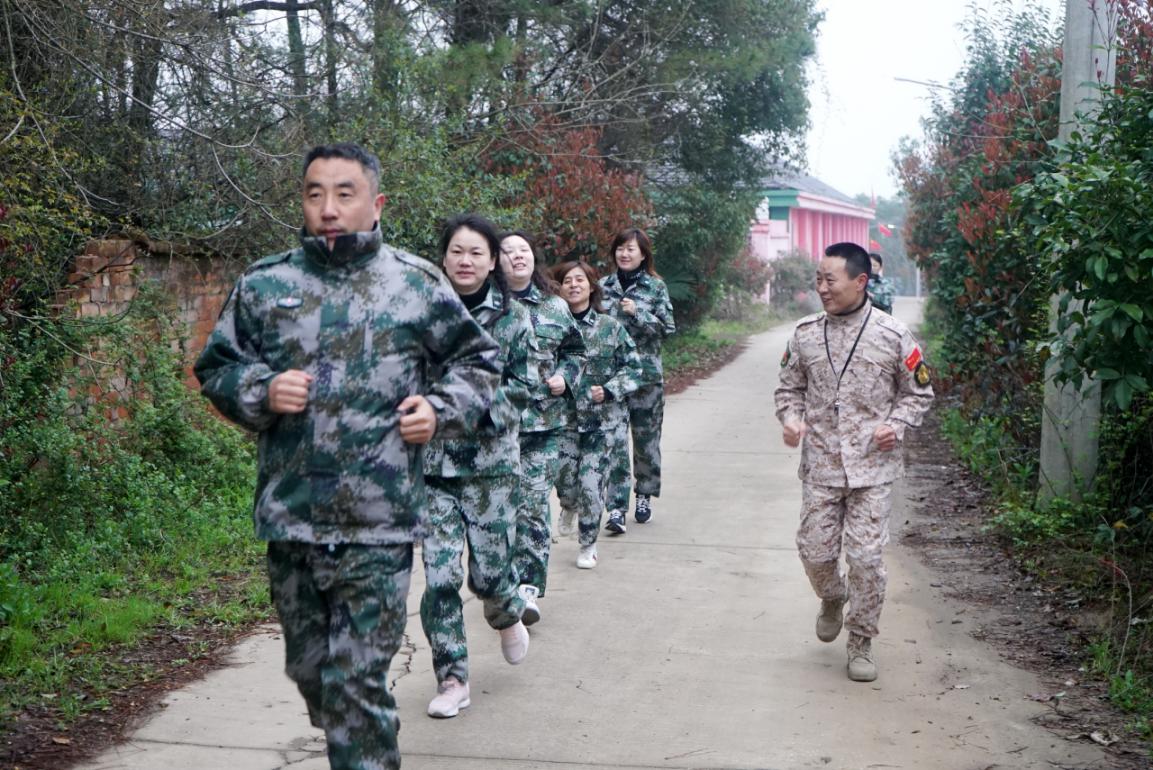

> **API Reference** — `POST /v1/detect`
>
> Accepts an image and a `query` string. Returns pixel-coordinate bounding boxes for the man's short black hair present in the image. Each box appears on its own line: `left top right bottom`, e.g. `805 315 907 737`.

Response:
869 252 883 266
303 143 381 191
825 242 872 279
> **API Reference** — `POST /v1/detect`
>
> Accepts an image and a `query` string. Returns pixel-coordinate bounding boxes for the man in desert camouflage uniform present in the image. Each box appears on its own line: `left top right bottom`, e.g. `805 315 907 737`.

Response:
195 143 500 770
774 241 933 682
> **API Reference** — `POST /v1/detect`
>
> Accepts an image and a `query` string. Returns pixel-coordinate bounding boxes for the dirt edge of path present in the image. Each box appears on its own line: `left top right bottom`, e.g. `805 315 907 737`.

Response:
902 409 1151 769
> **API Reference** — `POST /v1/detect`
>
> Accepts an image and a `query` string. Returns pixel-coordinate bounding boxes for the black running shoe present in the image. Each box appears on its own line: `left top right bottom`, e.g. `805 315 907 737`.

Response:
634 495 652 523
605 511 626 534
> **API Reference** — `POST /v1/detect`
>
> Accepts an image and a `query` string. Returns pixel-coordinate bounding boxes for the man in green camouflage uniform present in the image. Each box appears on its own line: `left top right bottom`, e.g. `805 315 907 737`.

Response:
420 214 534 719
774 242 932 683
195 144 500 770
500 232 586 623
867 252 896 315
552 261 644 569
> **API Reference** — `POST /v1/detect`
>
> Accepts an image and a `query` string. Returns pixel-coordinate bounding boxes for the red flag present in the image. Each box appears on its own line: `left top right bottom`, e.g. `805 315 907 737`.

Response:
869 239 881 251
877 223 893 237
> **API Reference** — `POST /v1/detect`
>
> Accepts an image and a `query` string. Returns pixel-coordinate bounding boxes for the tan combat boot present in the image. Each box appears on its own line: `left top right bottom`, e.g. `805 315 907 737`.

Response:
815 596 846 642
847 633 877 682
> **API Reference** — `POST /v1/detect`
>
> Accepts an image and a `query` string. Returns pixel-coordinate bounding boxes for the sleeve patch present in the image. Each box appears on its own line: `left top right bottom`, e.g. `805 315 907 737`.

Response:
905 347 923 371
914 361 931 387
780 347 791 367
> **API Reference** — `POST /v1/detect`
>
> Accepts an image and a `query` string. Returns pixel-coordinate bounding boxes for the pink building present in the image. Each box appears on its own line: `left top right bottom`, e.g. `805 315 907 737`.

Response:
749 174 875 264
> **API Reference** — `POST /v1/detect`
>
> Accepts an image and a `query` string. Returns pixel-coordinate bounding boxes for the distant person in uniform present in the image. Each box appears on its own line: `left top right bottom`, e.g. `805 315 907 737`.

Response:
599 228 676 532
551 259 644 569
867 252 895 315
774 241 933 682
195 143 501 769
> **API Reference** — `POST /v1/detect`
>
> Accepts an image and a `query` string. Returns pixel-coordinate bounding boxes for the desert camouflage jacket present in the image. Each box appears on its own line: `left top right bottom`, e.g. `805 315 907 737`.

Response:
424 282 536 478
194 227 501 544
600 270 676 386
774 299 934 488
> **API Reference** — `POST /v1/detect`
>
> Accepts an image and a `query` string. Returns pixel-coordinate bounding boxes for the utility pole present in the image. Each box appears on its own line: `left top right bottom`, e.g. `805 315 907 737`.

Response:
1038 0 1117 503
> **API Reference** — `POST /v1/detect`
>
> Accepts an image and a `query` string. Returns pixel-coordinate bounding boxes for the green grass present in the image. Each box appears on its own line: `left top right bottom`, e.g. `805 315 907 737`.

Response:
663 302 785 376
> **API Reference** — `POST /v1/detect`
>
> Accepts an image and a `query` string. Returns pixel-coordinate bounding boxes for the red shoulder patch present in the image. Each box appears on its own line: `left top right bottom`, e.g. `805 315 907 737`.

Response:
905 347 922 371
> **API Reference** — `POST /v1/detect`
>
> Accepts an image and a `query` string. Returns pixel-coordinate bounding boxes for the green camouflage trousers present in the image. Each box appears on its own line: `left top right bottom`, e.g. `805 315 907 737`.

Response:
513 429 561 595
606 383 665 513
557 422 629 546
268 541 413 770
796 483 893 638
419 474 523 684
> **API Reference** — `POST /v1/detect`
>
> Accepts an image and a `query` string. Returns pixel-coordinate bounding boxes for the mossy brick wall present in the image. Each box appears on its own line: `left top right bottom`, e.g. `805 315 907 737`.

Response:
62 239 240 390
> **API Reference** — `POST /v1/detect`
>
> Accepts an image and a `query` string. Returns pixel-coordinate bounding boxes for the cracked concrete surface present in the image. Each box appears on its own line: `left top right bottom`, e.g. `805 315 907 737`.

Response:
78 299 1116 770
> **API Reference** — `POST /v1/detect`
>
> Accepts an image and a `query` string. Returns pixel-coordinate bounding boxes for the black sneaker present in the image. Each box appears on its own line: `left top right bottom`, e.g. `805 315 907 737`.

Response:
605 511 626 534
634 495 652 523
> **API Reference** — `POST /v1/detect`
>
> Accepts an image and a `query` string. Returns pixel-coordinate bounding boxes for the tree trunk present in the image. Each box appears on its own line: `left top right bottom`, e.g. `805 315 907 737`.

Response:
371 0 407 133
322 0 338 126
285 0 308 98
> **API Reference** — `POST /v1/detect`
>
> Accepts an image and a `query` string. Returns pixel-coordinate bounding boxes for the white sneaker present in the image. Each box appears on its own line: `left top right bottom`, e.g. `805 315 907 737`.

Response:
499 620 529 664
576 544 598 569
559 508 577 537
518 584 541 626
427 676 470 718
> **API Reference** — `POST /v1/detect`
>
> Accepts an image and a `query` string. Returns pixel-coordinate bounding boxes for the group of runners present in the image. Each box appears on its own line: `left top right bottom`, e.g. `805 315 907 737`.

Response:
195 142 675 769
418 213 676 719
196 141 934 770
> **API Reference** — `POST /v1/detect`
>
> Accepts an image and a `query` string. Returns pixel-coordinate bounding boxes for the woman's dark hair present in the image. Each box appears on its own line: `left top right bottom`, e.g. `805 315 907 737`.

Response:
609 227 658 277
438 213 511 320
551 260 604 312
498 229 559 295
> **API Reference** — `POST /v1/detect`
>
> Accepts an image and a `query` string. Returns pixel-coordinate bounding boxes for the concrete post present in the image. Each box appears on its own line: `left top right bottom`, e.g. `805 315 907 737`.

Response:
1037 0 1117 503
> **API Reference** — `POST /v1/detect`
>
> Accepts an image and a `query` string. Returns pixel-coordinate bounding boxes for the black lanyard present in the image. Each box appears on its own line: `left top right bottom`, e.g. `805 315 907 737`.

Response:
823 306 872 411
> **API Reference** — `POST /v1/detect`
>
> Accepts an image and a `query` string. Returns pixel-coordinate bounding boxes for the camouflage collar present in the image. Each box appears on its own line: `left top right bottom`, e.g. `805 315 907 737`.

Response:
519 283 546 304
575 307 598 326
603 270 650 294
476 282 504 313
299 226 382 269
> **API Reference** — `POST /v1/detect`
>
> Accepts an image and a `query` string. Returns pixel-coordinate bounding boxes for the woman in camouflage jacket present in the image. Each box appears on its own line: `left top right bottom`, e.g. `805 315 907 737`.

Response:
499 230 587 624
420 214 535 719
551 260 645 570
599 228 676 533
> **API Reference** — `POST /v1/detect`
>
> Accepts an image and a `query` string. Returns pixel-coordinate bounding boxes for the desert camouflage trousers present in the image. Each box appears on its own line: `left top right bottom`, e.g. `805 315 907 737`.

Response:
419 475 524 685
796 482 893 639
556 422 629 547
606 383 665 513
513 429 561 596
268 541 413 770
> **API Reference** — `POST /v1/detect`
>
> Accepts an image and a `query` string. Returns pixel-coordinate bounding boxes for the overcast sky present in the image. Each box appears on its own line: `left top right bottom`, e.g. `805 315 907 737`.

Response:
804 0 1065 200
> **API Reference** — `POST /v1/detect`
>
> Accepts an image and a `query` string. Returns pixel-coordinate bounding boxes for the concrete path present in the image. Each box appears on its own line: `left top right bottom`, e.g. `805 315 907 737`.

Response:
82 298 1114 770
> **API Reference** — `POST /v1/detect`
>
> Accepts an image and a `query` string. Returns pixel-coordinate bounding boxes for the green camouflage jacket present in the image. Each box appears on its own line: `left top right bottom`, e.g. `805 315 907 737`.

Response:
868 276 896 314
513 284 586 433
600 271 676 386
194 228 501 545
567 308 644 432
424 282 536 477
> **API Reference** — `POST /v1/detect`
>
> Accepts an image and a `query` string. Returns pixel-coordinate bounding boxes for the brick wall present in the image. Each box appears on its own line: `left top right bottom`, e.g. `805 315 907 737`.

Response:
63 239 240 388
